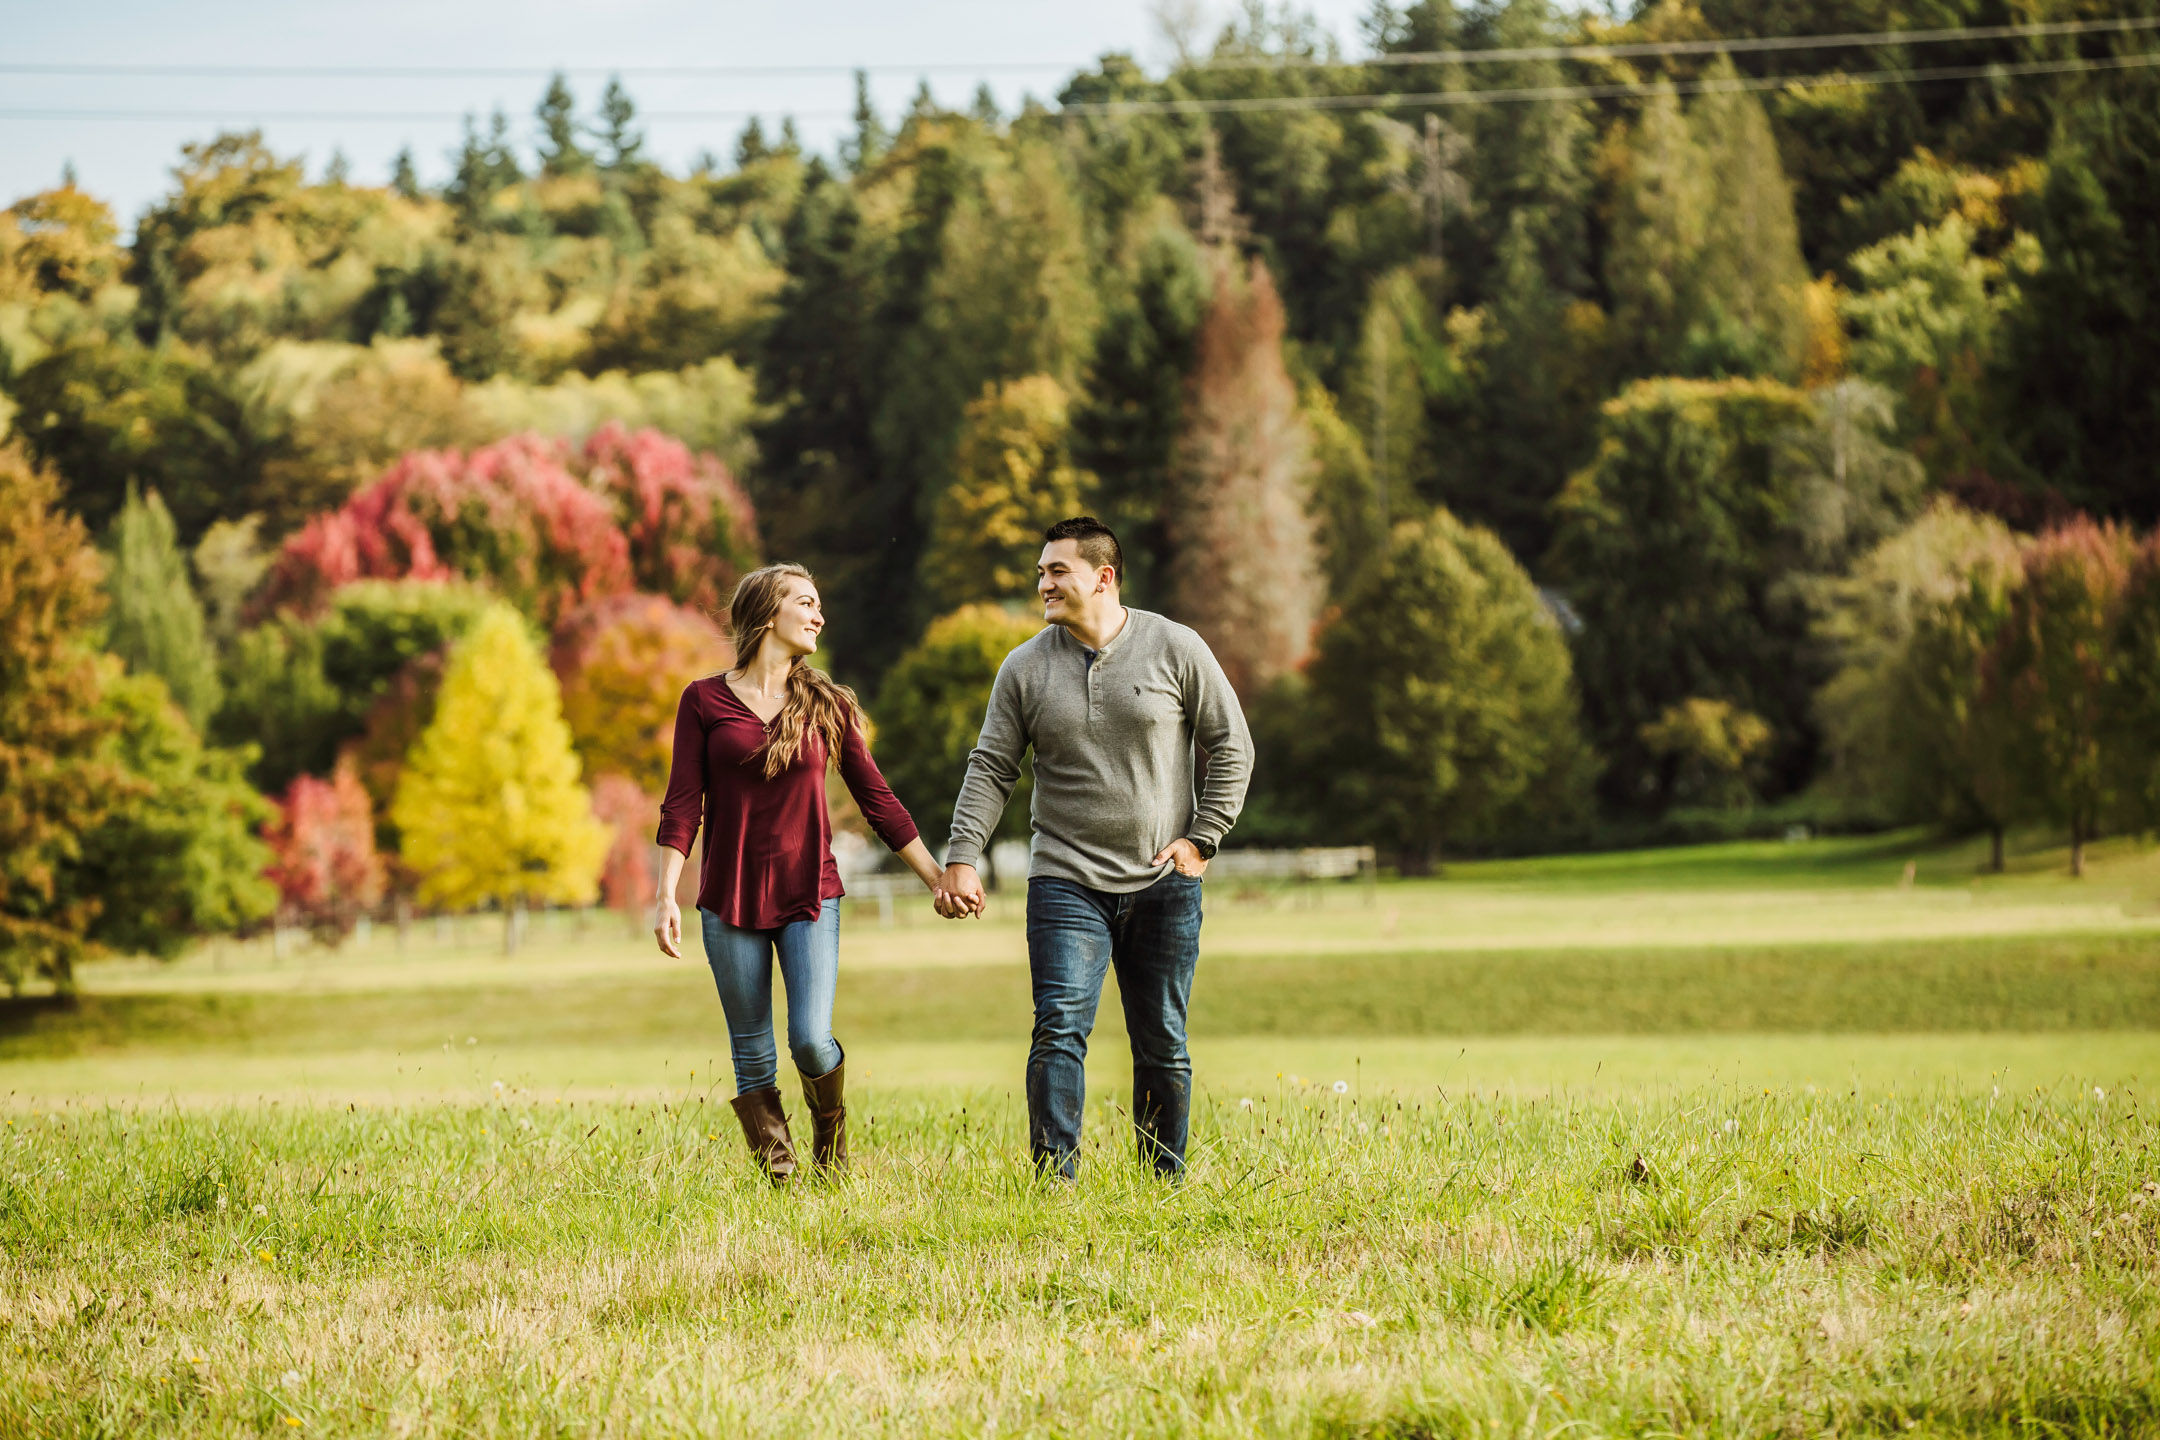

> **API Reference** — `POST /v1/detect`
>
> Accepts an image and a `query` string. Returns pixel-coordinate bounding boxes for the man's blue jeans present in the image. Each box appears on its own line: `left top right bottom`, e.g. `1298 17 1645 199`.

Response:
699 899 843 1095
1025 870 1204 1178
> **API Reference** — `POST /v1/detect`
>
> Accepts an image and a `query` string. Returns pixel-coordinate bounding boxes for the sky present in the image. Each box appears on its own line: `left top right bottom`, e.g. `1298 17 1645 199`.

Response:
4 0 1376 227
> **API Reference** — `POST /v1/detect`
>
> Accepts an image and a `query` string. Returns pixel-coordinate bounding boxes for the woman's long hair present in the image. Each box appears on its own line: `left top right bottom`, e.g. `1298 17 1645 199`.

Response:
724 563 867 779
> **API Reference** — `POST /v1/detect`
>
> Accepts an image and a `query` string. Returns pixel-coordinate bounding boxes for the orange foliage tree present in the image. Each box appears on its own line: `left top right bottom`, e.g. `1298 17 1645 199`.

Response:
1168 253 1323 698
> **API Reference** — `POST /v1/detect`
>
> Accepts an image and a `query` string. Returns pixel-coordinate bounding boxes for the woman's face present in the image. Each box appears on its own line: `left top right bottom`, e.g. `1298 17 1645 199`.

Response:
765 577 824 658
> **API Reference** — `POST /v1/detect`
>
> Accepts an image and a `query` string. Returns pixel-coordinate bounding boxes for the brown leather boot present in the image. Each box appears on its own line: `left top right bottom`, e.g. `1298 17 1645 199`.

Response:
729 1086 798 1185
800 1056 847 1173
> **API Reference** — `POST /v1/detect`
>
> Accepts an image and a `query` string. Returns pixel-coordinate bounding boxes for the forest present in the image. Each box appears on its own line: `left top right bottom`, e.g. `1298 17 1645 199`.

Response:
4 0 2160 989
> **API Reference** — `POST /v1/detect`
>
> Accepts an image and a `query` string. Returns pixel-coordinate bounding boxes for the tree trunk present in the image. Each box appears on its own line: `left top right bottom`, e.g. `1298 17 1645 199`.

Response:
2069 814 2085 878
1987 825 2004 874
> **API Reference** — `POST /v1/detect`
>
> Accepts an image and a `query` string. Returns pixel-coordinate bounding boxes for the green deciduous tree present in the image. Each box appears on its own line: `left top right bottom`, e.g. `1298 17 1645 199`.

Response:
104 486 221 730
391 606 609 942
57 668 276 960
872 605 1044 846
923 376 1097 607
1549 377 1816 811
0 445 127 991
1304 508 1591 869
1813 500 2024 859
2111 537 2160 837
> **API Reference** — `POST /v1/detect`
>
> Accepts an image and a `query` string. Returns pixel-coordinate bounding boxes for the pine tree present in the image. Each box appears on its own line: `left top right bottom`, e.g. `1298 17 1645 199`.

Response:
104 485 220 731
1168 252 1324 698
842 70 889 174
390 147 421 199
0 445 128 991
391 606 609 947
596 76 644 171
735 118 771 169
535 74 590 178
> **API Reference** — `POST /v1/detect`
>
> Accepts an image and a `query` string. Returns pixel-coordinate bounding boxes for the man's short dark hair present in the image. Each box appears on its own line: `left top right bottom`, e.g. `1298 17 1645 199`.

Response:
1043 516 1123 583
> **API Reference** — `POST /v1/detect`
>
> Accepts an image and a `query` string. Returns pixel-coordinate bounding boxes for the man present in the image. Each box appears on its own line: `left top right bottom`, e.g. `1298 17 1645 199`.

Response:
937 516 1253 1178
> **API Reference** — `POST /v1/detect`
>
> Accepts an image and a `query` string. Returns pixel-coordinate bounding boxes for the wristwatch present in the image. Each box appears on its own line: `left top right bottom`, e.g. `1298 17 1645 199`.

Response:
1186 837 1218 860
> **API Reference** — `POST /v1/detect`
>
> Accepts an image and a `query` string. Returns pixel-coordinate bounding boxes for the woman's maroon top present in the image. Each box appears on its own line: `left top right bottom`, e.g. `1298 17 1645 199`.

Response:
656 676 919 929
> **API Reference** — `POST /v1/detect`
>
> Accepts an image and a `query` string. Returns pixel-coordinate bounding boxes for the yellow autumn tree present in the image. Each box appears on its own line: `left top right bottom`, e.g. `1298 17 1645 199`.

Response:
923 375 1096 606
392 605 610 945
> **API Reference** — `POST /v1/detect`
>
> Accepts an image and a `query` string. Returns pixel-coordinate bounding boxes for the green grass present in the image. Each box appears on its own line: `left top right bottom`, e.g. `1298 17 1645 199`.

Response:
4 833 2158 1435
4 1081 2156 1436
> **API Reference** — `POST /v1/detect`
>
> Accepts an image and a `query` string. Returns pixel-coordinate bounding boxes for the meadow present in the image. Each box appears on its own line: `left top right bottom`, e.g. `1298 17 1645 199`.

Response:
5 831 2159 1437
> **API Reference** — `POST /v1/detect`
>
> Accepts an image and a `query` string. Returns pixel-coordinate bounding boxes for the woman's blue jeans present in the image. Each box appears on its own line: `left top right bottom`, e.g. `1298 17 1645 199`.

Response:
698 899 843 1096
1025 870 1204 1178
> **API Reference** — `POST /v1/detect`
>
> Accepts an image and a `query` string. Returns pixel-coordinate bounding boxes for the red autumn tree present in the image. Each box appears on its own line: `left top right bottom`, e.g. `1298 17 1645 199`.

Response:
1992 517 2136 876
1168 251 1323 698
257 424 758 628
262 758 386 942
589 772 656 927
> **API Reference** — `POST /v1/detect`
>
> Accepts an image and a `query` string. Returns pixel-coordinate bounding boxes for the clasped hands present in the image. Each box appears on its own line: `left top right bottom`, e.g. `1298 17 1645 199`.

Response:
931 840 1208 921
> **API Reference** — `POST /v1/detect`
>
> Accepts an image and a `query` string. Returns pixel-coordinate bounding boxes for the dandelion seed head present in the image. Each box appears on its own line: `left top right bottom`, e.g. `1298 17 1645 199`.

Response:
1332 1081 1349 1095
252 1203 268 1218
1238 1098 1254 1111
2094 1087 2108 1101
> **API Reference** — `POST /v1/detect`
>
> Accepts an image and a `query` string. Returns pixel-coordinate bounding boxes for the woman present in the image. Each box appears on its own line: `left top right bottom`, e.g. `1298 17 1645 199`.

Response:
654 563 951 1183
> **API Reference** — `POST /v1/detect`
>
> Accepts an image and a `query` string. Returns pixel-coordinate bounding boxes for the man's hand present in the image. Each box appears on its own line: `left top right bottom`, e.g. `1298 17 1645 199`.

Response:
1154 838 1210 878
654 894 683 958
936 863 987 919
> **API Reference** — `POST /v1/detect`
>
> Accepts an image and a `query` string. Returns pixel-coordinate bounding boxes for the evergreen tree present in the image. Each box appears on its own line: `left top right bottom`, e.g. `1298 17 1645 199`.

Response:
104 485 221 731
391 606 609 945
390 147 421 199
1605 68 1810 382
1307 508 1591 870
1071 204 1210 601
873 605 1044 845
1169 252 1324 699
970 83 1001 126
1997 72 2160 522
923 376 1096 607
536 74 590 178
735 118 771 169
596 76 644 171
0 446 127 991
842 70 889 174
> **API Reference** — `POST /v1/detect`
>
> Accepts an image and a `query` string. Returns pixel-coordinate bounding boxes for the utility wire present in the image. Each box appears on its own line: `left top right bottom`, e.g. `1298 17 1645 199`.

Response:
1059 49 2160 117
2 15 2156 81
2 49 2152 124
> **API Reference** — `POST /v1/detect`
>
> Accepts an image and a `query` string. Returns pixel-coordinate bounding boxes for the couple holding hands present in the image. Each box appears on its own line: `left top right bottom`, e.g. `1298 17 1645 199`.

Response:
653 517 1253 1184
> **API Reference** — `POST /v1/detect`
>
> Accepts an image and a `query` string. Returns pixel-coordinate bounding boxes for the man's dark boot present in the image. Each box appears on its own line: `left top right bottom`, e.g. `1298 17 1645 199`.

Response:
800 1056 848 1173
729 1086 799 1185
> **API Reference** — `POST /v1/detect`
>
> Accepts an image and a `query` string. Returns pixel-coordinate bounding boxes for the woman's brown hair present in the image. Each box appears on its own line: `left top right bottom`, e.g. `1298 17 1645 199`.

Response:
724 563 867 778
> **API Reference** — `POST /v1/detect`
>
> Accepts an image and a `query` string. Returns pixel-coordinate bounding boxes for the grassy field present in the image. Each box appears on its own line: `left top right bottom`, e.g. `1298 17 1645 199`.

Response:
4 831 2159 1436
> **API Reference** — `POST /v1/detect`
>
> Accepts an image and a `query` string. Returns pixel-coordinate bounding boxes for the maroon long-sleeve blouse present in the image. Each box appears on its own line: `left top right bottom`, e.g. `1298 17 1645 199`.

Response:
656 676 919 929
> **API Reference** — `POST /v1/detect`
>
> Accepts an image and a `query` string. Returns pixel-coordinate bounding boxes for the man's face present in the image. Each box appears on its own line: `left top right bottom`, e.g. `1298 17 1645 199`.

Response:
1037 539 1108 625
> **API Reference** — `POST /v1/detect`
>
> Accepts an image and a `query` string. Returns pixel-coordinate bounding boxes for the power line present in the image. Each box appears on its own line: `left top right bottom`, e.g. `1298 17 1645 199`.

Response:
1241 14 2160 68
1061 49 2160 117
2 15 2156 81
0 43 2153 125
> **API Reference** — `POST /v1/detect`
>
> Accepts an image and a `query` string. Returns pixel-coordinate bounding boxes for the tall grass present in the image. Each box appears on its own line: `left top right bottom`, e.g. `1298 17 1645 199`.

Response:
4 1080 2155 1436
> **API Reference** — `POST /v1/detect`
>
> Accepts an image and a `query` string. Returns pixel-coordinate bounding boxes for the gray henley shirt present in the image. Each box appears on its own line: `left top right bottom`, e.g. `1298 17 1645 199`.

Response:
944 608 1254 893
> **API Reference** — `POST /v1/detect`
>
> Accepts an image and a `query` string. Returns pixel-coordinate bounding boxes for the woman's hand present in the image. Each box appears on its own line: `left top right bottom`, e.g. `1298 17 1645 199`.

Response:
654 894 683 959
